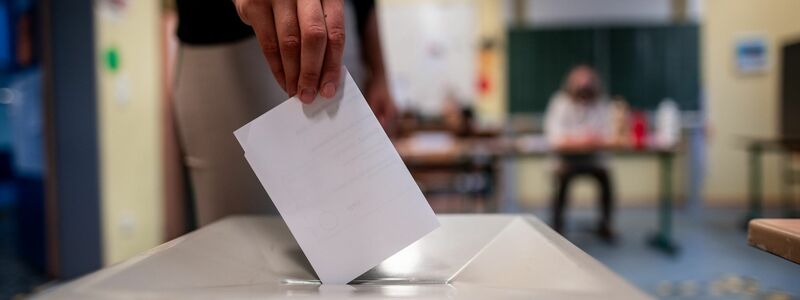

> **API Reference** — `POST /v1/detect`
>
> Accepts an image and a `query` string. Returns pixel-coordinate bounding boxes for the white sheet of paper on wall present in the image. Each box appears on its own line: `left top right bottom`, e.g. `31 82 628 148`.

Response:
234 68 439 284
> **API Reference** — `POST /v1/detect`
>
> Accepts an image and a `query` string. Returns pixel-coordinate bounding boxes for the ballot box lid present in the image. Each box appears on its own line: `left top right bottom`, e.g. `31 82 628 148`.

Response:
33 215 651 300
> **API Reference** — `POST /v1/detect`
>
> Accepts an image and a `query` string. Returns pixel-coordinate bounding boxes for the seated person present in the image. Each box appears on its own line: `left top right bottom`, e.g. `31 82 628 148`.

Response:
544 65 615 241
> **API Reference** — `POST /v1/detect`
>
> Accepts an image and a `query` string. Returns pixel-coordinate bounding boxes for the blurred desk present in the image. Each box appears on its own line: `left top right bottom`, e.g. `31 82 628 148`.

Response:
34 215 651 300
395 134 506 211
397 134 680 254
748 219 800 265
742 137 800 225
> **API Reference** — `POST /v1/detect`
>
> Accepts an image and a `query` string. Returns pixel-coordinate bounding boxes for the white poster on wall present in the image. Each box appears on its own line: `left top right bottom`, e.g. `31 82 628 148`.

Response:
379 1 477 116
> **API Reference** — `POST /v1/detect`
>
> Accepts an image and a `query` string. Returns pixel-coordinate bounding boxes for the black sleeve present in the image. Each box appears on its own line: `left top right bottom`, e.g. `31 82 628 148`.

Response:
176 0 255 45
176 0 375 46
350 0 375 42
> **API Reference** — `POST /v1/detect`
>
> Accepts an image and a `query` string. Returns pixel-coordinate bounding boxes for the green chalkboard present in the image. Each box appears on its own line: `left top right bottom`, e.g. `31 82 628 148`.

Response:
508 25 700 113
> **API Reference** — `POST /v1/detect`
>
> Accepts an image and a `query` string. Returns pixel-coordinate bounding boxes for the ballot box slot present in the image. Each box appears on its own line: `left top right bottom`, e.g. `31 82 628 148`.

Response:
282 278 450 285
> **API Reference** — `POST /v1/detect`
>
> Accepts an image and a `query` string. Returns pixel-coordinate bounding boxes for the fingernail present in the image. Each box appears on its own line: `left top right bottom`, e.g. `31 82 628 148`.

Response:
299 88 316 103
321 82 336 98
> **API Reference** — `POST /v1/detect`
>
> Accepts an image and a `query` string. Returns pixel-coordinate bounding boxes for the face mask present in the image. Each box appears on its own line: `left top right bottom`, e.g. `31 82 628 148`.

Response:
574 86 598 101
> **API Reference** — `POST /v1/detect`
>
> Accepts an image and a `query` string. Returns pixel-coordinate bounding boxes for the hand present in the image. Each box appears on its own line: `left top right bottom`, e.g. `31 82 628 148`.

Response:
365 76 397 134
233 0 345 103
556 134 604 152
580 133 605 147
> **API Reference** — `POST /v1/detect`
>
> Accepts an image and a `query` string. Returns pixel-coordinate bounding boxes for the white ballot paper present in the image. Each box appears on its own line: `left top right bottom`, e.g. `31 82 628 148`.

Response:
234 68 439 284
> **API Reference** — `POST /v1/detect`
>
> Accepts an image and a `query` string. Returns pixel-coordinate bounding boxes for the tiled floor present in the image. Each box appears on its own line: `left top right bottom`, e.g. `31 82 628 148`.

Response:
535 207 800 300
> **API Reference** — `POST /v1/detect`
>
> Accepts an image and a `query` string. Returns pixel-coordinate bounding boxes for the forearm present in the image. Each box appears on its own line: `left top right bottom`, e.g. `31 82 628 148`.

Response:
361 9 387 82
551 133 606 151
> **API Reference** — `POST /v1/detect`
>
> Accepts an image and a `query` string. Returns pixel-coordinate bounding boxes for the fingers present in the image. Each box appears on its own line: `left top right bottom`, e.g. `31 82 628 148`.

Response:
239 0 345 103
296 0 328 103
240 0 286 91
319 0 345 99
272 0 302 97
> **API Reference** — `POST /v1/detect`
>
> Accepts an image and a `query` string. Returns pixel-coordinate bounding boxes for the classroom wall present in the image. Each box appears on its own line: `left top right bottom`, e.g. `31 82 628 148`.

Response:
703 0 800 205
94 1 164 264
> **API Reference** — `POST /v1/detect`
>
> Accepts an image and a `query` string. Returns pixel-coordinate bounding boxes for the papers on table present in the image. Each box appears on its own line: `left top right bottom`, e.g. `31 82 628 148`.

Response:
234 68 439 284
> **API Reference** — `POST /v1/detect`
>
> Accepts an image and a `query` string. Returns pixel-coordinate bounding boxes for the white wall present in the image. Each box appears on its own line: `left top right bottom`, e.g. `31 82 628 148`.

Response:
379 0 477 116
505 0 703 26
687 0 704 21
703 0 800 204
528 0 671 24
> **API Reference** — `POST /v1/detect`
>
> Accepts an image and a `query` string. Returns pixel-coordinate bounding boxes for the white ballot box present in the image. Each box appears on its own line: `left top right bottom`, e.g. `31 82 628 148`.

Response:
33 215 651 300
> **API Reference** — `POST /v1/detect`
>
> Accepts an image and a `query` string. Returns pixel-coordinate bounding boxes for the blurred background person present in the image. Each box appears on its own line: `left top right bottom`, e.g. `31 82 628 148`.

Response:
173 0 395 226
544 65 615 241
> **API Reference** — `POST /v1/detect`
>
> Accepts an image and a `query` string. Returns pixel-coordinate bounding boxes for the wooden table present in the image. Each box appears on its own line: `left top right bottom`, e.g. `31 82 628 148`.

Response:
748 218 800 264
510 144 681 255
396 135 681 255
741 137 800 226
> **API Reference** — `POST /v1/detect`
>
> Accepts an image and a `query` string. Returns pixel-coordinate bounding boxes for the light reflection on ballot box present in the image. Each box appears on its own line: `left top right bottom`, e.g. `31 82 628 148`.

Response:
34 215 651 300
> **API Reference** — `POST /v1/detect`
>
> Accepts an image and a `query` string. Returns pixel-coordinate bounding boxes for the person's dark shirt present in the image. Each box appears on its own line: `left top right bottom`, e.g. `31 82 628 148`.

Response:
176 0 375 45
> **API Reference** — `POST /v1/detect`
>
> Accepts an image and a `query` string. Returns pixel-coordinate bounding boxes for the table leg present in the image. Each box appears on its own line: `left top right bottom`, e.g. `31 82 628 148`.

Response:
498 157 521 213
781 153 798 218
648 152 680 255
743 145 763 227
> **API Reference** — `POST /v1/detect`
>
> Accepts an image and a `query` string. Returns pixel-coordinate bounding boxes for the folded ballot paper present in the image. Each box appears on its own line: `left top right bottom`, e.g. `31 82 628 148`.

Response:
234 68 439 284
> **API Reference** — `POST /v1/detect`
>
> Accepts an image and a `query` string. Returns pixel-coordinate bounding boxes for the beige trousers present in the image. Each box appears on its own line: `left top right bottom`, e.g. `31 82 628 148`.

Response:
173 37 284 226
